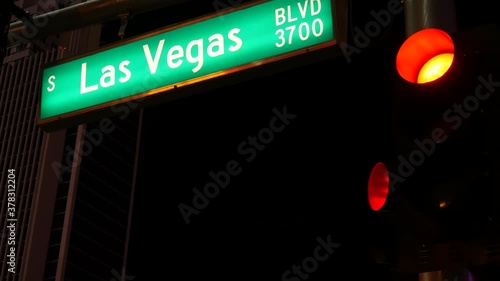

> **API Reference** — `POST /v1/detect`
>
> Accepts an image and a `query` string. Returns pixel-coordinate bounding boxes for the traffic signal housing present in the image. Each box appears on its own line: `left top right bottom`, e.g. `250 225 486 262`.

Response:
366 25 500 274
391 25 500 236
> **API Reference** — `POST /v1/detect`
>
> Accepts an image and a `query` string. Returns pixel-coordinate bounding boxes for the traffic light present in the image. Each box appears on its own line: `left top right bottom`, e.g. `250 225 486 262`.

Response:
392 24 500 223
377 25 500 242
367 162 389 212
366 27 468 215
365 23 500 275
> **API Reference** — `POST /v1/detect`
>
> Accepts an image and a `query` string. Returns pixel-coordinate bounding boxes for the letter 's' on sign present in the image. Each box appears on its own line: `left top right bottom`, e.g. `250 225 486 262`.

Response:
38 0 342 131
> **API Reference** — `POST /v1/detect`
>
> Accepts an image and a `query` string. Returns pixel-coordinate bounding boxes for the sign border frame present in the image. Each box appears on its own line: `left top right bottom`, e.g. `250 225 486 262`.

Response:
37 0 345 130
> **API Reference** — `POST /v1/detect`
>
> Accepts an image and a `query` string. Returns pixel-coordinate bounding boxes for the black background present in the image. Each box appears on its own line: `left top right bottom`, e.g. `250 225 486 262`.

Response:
113 0 500 279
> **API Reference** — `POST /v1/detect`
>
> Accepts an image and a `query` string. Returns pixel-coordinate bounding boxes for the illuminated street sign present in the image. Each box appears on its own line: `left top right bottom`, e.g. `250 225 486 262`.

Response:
39 0 338 129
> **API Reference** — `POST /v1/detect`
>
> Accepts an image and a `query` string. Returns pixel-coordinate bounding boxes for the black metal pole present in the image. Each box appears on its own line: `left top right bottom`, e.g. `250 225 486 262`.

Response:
403 0 457 37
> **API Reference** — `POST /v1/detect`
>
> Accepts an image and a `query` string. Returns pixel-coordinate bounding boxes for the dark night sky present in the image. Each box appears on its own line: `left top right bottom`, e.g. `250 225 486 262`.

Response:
125 5 397 280
131 55 394 279
115 0 500 279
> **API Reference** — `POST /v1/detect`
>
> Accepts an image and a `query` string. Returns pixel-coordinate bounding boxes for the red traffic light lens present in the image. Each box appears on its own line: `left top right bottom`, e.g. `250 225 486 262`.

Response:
368 162 389 211
396 28 455 84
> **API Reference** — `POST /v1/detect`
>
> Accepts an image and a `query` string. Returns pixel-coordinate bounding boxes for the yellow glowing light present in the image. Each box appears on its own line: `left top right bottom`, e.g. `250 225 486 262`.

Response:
417 53 454 84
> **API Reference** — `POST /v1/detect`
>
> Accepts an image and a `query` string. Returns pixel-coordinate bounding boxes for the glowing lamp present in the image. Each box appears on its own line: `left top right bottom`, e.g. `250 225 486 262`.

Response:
396 28 455 84
368 162 390 211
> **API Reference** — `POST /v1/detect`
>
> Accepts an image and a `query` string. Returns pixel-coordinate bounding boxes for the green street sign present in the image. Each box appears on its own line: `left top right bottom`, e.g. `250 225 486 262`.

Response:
39 0 338 129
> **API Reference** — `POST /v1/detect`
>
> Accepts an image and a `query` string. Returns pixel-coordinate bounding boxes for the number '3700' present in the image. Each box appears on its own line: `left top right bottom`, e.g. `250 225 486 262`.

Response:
275 19 324 47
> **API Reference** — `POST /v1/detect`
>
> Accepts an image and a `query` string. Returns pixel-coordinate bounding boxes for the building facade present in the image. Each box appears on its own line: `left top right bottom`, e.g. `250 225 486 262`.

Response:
1 1 140 280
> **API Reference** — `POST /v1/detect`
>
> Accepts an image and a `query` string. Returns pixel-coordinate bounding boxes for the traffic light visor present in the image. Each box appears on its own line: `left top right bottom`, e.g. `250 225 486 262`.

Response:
396 28 455 84
368 162 389 211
